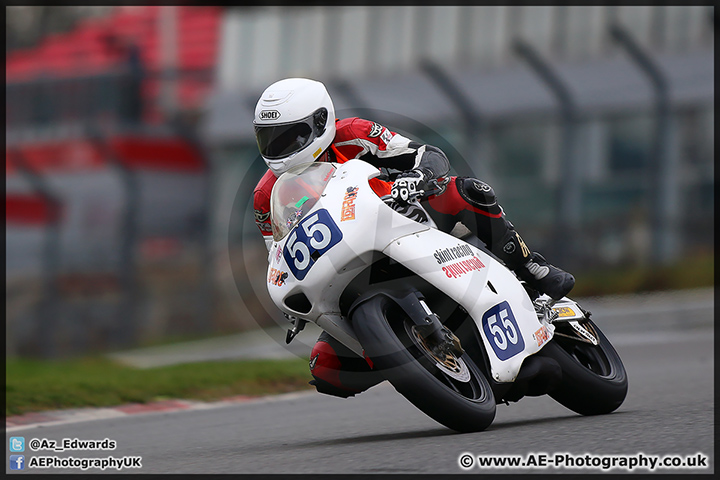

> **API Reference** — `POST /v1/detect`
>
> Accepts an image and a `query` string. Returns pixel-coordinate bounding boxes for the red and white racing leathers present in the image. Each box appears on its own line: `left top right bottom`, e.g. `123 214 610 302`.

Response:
253 117 454 248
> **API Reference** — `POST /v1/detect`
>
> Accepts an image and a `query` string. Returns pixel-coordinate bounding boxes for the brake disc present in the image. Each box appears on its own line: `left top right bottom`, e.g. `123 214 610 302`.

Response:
410 326 471 382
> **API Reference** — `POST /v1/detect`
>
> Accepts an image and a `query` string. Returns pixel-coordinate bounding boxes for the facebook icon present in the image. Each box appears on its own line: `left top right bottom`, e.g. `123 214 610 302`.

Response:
10 455 25 470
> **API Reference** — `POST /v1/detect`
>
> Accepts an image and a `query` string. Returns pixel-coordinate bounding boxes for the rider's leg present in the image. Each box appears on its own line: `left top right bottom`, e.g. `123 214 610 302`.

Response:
426 176 575 300
308 331 384 398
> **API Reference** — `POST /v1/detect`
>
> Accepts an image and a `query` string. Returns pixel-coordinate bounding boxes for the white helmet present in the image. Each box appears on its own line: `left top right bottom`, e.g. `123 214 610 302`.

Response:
253 78 336 176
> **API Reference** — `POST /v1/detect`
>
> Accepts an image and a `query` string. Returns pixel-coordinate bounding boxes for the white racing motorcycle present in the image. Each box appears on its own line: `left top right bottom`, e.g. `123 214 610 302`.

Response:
266 159 627 433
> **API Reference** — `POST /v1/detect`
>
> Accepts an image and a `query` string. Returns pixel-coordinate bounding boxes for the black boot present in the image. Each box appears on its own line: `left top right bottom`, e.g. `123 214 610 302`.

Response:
491 229 574 301
514 252 575 301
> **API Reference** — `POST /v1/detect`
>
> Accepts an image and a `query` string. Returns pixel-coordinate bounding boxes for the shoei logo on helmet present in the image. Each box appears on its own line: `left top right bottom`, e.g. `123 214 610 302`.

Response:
260 110 281 121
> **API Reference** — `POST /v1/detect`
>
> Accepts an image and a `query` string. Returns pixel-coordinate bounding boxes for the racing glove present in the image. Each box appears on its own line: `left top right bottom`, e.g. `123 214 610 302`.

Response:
391 169 427 205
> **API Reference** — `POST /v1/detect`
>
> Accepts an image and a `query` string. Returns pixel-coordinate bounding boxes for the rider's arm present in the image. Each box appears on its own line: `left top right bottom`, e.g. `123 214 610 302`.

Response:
334 118 450 181
253 188 274 251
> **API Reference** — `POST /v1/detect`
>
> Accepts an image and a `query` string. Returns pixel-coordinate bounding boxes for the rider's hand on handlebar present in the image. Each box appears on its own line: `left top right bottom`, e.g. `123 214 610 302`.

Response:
391 170 427 205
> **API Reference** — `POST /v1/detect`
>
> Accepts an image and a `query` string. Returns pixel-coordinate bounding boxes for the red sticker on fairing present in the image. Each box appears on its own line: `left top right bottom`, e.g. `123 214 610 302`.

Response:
442 255 486 278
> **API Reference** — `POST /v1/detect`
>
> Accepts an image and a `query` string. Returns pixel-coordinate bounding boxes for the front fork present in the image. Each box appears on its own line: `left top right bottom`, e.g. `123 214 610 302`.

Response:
381 290 464 358
285 314 308 344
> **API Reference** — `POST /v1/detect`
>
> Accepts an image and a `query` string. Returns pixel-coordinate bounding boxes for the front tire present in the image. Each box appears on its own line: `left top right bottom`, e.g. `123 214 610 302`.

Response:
351 294 496 433
541 319 628 415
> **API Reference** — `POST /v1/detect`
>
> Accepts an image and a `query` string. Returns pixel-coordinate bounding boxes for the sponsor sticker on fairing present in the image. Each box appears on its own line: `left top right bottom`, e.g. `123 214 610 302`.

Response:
441 255 486 278
267 268 288 287
533 324 550 347
340 186 359 221
434 244 475 264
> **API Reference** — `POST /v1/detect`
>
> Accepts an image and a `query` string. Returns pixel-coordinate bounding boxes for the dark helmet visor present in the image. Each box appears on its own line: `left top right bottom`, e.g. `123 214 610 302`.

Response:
255 108 328 160
255 120 314 160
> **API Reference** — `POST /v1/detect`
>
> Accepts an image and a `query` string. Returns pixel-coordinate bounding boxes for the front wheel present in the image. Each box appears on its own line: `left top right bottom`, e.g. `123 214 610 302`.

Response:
351 294 496 433
540 319 628 415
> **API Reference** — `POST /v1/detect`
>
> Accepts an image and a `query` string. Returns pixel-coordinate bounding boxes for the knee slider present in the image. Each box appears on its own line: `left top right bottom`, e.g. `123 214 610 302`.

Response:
456 177 498 210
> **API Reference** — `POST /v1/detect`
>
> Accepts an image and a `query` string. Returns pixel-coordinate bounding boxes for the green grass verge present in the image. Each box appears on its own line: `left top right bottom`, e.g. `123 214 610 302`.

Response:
571 252 714 297
6 357 314 417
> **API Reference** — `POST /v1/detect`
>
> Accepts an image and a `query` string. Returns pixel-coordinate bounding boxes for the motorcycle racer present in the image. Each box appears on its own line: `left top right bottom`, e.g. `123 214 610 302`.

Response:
252 77 575 398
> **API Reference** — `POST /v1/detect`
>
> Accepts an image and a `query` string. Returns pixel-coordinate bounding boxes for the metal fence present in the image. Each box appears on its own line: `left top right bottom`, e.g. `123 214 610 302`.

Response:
7 169 215 358
5 87 216 357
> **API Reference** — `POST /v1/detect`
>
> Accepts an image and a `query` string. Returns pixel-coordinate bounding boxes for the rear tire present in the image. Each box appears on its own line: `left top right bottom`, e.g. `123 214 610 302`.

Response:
541 319 628 415
351 294 496 432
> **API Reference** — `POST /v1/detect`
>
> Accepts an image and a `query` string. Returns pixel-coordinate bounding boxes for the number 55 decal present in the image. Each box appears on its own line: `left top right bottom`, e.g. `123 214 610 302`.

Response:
283 209 342 280
481 301 525 360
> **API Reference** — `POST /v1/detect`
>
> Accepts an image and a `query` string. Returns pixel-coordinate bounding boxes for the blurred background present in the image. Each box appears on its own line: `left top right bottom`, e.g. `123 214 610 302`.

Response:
6 6 714 358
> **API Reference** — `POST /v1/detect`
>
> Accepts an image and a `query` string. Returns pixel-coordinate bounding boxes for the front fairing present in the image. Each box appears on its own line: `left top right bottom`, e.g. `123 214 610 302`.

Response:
267 160 429 322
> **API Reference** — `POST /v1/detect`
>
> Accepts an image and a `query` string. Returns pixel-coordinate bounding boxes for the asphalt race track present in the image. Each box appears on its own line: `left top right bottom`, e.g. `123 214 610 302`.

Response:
6 290 714 474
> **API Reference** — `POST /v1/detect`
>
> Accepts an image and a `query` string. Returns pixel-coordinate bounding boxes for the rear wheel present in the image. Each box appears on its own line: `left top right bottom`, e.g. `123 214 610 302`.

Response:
351 294 496 432
541 319 627 415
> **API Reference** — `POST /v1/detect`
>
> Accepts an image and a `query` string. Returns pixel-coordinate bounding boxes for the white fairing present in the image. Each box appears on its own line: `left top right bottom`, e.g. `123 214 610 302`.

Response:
267 160 554 383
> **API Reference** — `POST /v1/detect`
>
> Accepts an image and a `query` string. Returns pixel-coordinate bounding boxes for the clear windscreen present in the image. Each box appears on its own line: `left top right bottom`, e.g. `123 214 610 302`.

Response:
270 162 336 241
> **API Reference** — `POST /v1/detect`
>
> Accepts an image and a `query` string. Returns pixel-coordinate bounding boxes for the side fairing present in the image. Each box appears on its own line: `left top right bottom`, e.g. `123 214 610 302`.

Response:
382 229 553 383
